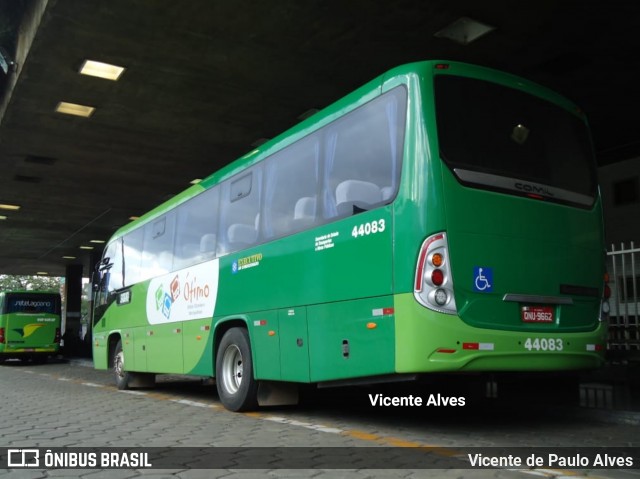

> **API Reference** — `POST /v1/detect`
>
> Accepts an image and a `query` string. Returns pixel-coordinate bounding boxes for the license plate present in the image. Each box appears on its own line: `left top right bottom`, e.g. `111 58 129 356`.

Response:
521 305 554 323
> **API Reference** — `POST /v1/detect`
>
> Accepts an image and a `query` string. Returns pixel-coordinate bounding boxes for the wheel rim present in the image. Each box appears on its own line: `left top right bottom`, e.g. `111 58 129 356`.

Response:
221 344 243 394
114 351 125 379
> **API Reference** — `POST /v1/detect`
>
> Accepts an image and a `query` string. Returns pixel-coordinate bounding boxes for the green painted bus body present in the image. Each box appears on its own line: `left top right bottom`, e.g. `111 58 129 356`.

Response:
92 61 605 388
0 291 62 358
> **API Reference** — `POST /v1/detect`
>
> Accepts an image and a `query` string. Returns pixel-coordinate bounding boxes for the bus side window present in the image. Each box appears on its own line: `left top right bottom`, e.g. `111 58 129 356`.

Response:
335 180 382 217
263 133 320 239
173 186 219 268
199 234 217 258
123 228 144 286
219 167 261 255
103 239 123 292
292 196 317 231
142 212 176 279
323 86 407 218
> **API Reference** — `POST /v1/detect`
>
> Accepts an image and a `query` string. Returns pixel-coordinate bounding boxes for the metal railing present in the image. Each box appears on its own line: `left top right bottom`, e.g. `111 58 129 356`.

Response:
607 241 640 356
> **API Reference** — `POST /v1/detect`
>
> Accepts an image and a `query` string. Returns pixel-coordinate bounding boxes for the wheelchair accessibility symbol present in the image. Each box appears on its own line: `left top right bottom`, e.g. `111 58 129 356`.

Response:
473 267 493 292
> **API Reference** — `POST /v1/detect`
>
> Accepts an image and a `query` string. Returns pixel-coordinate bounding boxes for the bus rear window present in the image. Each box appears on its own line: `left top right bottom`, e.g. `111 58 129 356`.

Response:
434 75 597 207
5 295 60 314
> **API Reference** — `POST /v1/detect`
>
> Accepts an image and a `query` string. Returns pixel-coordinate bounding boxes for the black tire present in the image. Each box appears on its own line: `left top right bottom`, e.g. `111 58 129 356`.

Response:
216 328 258 412
112 339 131 390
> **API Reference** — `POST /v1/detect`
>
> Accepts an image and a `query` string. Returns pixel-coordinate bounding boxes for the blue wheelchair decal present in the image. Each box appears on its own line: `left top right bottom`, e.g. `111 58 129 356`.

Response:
473 267 493 292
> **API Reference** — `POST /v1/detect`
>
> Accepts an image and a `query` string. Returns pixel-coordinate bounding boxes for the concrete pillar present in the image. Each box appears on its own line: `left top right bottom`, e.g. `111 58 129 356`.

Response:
63 263 83 356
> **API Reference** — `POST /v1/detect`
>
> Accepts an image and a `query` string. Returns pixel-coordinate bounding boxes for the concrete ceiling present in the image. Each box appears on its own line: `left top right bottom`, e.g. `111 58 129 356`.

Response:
0 0 639 277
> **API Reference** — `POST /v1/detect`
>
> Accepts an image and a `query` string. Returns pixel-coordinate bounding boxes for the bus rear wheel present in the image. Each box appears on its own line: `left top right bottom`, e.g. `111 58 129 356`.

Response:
112 339 131 390
216 328 258 412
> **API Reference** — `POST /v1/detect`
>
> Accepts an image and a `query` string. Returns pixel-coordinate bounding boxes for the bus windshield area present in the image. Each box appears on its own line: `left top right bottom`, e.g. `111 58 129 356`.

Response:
434 75 597 207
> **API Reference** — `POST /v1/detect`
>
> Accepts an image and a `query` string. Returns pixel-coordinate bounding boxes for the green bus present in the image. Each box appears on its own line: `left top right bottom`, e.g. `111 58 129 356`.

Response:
0 291 62 361
92 61 607 411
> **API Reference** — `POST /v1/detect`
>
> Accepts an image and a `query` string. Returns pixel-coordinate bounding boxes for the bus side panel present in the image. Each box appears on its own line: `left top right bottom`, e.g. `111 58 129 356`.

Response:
215 208 394 314
183 318 215 376
133 327 147 371
210 208 394 383
247 310 281 380
279 306 310 382
390 67 447 296
308 296 395 382
145 323 184 373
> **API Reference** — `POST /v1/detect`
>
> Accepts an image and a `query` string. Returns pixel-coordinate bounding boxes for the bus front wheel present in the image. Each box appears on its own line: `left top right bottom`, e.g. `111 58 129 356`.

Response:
112 339 130 390
216 328 258 412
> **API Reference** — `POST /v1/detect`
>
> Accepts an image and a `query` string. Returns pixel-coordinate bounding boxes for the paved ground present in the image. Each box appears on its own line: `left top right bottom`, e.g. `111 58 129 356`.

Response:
0 358 638 478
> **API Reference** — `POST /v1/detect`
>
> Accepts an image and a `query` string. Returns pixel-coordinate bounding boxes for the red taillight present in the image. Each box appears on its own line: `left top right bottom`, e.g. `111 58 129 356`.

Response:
604 284 611 299
0 327 4 344
415 233 443 291
54 328 61 344
414 232 457 314
432 269 444 286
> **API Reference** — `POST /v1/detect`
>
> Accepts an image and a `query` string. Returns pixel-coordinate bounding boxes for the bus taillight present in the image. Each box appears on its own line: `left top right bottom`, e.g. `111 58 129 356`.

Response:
414 232 457 314
0 327 4 344
54 328 61 344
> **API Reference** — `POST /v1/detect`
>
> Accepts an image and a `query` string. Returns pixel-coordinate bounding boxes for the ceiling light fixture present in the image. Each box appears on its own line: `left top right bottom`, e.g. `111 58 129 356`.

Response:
62 255 77 260
79 245 94 250
0 203 20 211
79 60 126 81
190 179 202 185
90 239 106 244
434 17 496 45
55 101 95 118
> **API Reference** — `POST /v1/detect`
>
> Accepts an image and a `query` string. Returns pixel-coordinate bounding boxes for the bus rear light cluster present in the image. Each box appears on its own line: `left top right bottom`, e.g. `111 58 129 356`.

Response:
54 328 61 344
414 232 457 314
0 327 4 344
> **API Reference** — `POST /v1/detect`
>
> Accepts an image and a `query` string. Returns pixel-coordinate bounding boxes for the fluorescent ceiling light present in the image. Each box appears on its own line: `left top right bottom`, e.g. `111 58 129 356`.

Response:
434 17 496 45
190 179 202 185
36 272 48 275
79 60 125 81
0 203 20 211
62 256 76 260
56 102 95 118
129 216 140 221
0 216 6 220
79 245 94 250
90 239 106 244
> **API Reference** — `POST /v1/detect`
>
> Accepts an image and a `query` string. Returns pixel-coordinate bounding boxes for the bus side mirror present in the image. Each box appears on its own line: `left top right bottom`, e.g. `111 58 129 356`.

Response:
98 257 111 272
93 257 112 292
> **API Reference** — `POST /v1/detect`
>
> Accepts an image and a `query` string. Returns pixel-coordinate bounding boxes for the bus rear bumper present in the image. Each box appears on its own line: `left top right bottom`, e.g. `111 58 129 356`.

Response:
394 293 606 373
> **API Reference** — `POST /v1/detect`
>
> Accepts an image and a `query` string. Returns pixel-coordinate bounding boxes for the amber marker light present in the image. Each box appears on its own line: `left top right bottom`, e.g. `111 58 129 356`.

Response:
431 253 444 267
